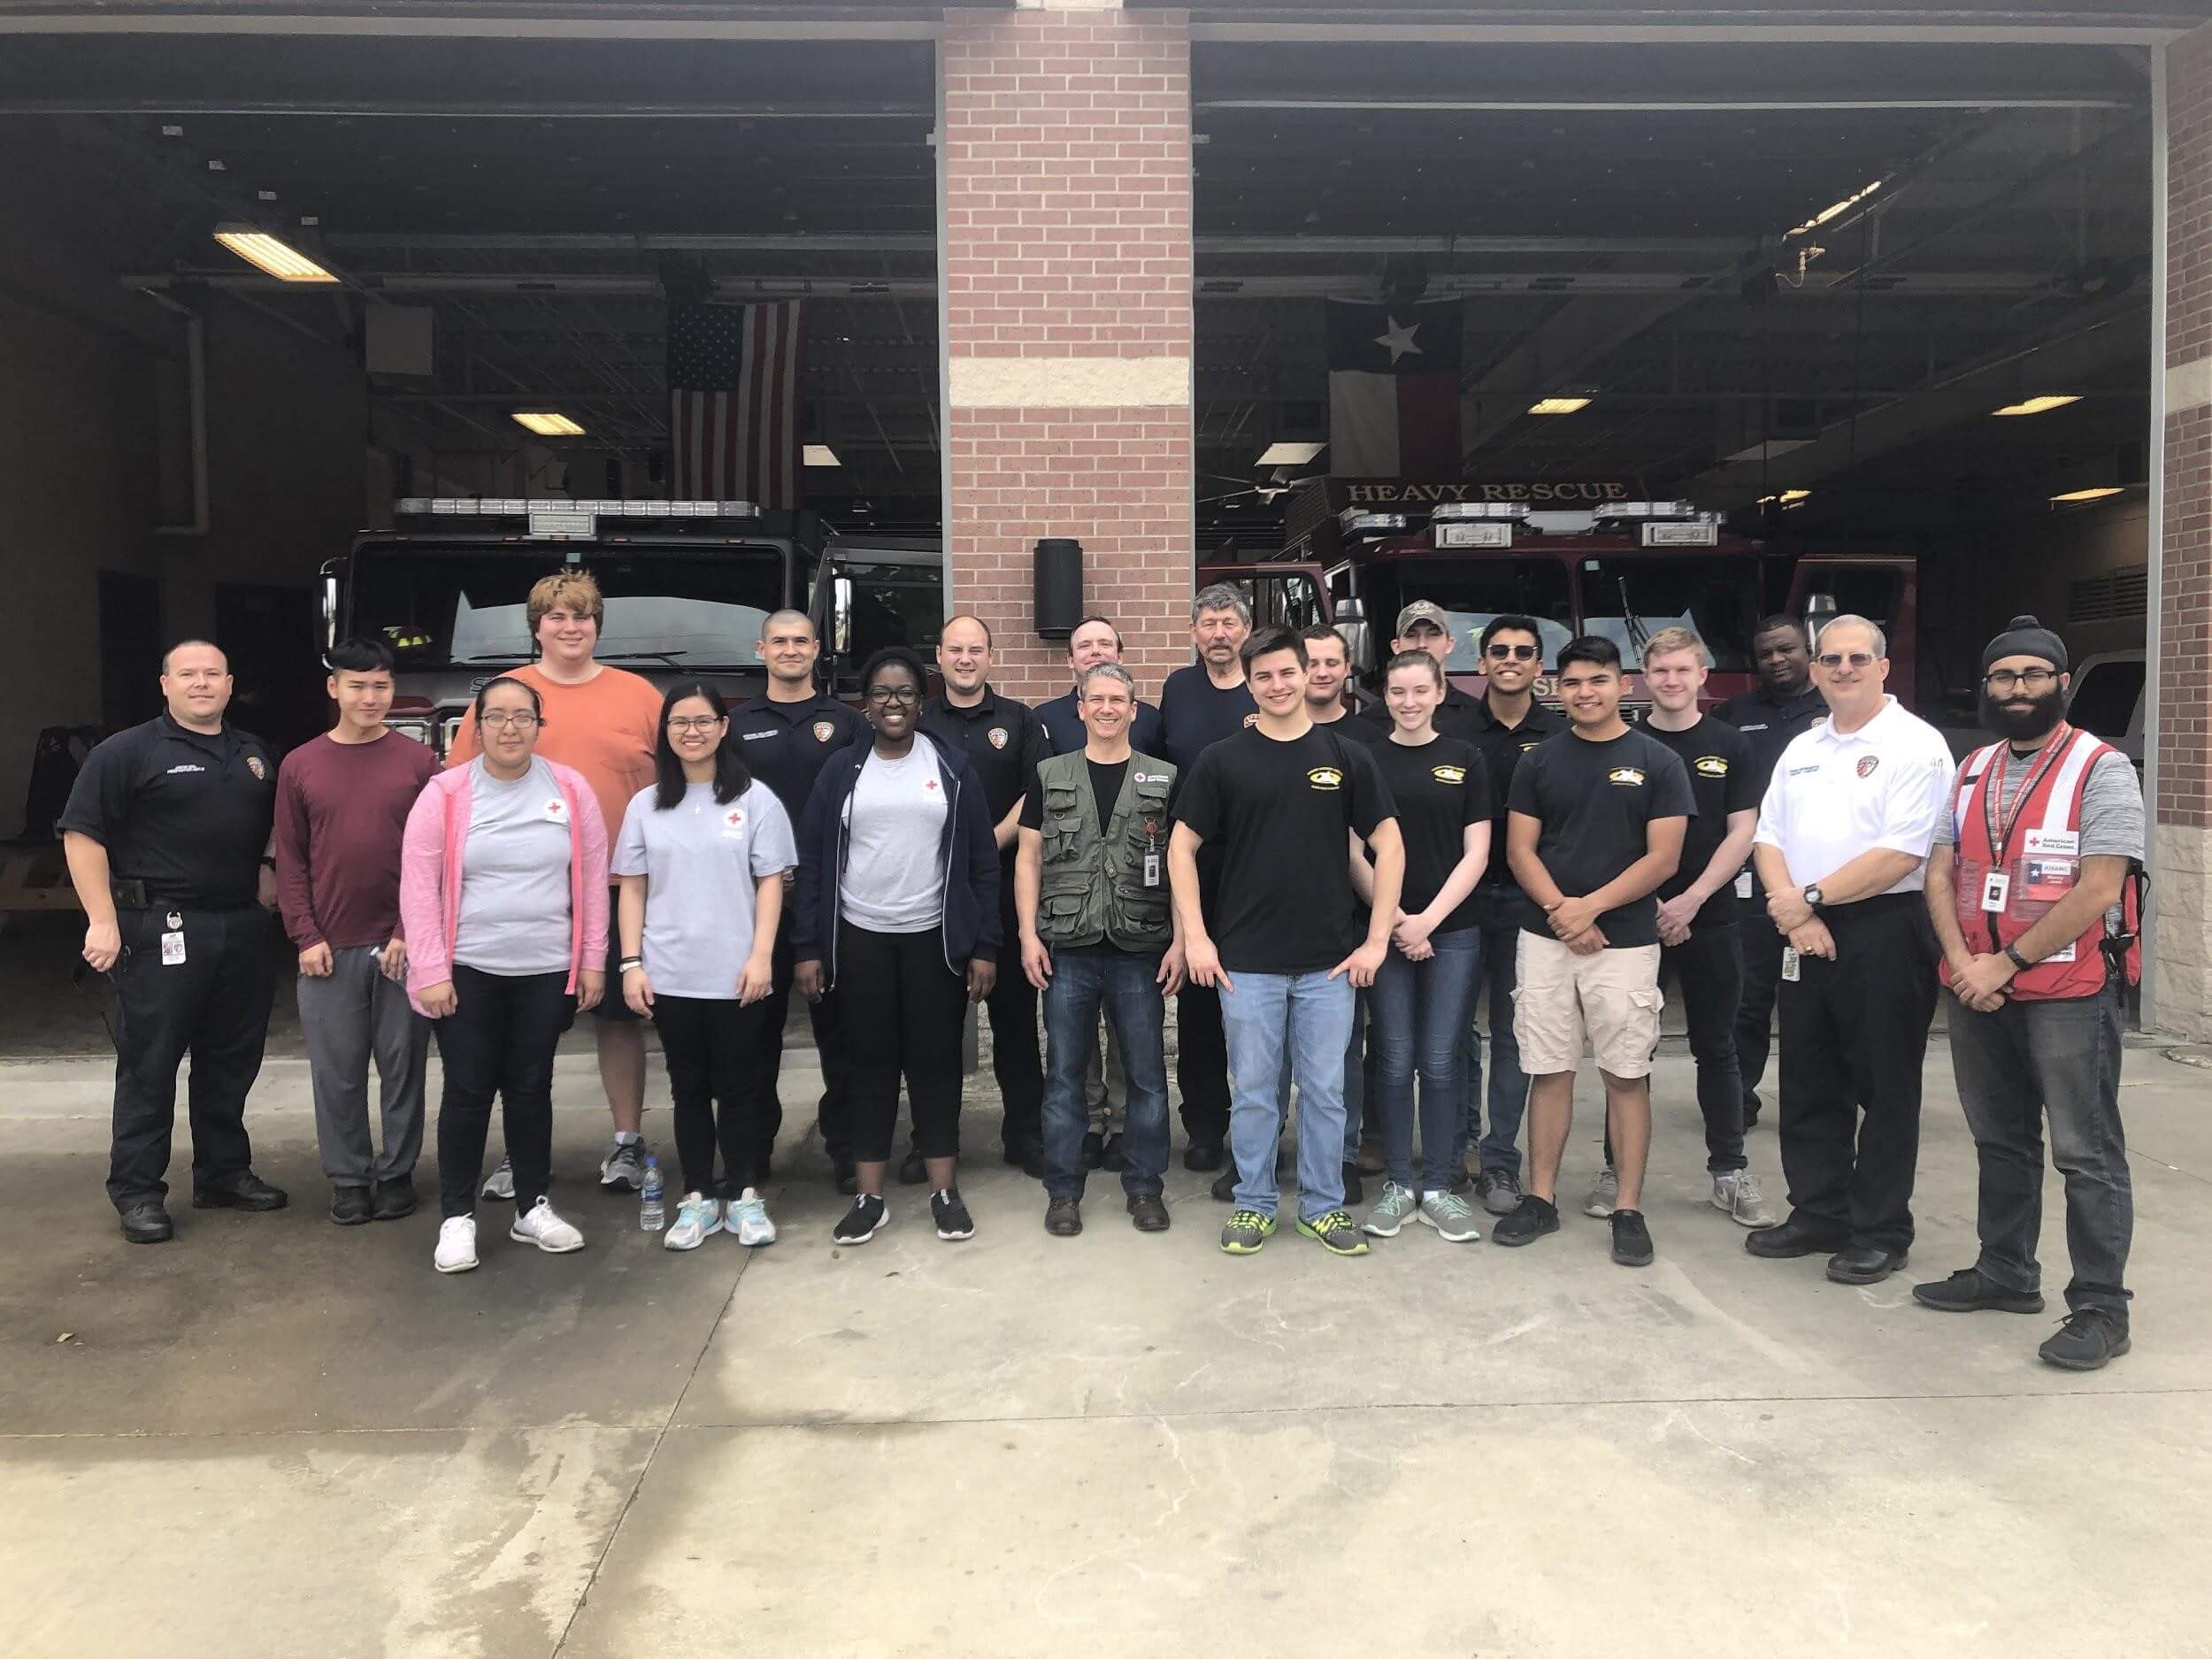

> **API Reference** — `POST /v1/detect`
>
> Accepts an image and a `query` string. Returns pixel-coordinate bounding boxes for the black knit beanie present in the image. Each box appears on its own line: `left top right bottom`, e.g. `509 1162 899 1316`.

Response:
1981 614 2067 676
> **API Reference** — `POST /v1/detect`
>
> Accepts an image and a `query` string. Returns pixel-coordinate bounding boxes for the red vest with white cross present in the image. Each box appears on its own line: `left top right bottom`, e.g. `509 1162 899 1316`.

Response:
1941 726 2139 1002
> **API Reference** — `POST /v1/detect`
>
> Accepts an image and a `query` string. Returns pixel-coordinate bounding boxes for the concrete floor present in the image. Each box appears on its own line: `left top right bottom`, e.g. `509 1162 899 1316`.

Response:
3 1037 2209 1659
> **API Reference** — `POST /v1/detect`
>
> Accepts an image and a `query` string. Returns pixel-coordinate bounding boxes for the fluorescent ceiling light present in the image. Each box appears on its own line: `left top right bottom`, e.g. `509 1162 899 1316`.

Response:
1528 396 1591 417
2050 486 2124 504
511 411 585 437
1256 442 1326 467
803 444 841 468
1992 396 2082 418
1786 180 1882 239
1757 489 1813 508
213 226 338 284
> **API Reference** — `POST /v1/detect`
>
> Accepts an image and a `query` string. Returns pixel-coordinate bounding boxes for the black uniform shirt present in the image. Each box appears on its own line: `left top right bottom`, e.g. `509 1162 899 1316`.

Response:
729 693 868 825
1156 665 1258 772
1358 682 1487 746
1642 716 1760 928
1312 711 1386 747
918 687 1049 833
1713 682 1829 795
1035 687 1163 758
58 713 277 909
1466 696 1569 890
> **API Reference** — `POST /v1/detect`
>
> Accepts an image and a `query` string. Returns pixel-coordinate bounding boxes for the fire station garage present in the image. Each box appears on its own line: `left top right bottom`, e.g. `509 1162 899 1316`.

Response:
0 2 2208 1038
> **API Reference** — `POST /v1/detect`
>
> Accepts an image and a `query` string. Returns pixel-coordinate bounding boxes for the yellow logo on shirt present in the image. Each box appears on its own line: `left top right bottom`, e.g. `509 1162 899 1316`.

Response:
1432 764 1467 784
1694 756 1729 778
1607 767 1646 787
1307 767 1344 791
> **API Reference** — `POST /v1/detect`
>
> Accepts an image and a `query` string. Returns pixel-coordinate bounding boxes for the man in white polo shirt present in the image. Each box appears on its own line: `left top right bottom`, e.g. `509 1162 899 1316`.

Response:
1745 614 1952 1286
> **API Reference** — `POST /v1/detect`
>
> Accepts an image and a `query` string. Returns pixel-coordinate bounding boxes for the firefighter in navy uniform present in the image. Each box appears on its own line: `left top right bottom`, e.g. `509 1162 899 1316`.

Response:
60 641 289 1244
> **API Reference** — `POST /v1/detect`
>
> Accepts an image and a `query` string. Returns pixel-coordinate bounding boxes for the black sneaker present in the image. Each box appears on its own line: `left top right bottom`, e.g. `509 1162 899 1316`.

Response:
1911 1268 2045 1315
833 1194 887 1245
1210 1168 1238 1202
370 1176 417 1222
1492 1194 1560 1248
1183 1140 1225 1173
897 1148 928 1186
932 1188 976 1241
193 1172 288 1211
1340 1163 1365 1206
2039 1308 2131 1371
1044 1195 1082 1237
330 1185 373 1226
1610 1208 1655 1267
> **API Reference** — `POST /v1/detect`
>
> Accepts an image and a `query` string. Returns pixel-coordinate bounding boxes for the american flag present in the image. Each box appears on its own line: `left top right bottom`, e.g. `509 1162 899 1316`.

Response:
664 299 806 506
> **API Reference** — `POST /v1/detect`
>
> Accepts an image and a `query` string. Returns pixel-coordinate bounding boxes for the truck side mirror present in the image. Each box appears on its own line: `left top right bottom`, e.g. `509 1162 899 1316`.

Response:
1804 590 1838 648
832 576 854 657
1335 595 1371 671
319 567 339 657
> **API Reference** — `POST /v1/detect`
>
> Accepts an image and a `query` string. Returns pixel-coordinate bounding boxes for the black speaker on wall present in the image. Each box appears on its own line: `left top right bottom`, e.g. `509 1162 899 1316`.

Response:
1034 538 1084 639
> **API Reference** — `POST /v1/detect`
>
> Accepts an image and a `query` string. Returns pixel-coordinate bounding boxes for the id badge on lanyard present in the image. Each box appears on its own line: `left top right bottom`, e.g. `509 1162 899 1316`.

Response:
1142 819 1162 889
161 910 187 966
1982 727 2073 914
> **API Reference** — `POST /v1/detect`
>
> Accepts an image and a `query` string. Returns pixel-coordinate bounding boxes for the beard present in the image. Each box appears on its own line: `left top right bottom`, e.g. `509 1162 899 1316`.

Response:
1979 687 2063 744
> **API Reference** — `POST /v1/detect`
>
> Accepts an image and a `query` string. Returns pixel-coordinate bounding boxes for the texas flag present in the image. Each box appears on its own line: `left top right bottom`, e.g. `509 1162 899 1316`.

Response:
1325 297 1464 479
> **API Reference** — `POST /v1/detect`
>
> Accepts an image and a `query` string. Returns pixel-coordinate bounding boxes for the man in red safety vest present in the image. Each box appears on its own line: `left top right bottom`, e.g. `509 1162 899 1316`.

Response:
1916 614 2145 1372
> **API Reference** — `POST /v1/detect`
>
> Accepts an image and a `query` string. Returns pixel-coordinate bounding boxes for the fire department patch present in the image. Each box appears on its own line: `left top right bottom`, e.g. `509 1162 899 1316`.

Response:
812 721 836 742
1242 712 1260 728
1856 755 1880 779
988 726 1010 749
1694 756 1729 779
246 756 266 780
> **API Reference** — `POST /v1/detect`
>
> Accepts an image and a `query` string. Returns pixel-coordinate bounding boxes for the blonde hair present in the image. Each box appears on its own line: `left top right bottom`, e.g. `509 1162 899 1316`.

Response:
527 569 603 632
1641 626 1708 668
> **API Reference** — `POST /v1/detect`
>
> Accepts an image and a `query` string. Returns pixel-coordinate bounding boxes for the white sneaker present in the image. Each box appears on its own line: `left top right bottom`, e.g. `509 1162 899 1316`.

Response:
1712 1169 1779 1228
664 1193 721 1251
480 1156 514 1201
1583 1165 1618 1219
434 1216 479 1273
726 1187 777 1247
508 1196 586 1254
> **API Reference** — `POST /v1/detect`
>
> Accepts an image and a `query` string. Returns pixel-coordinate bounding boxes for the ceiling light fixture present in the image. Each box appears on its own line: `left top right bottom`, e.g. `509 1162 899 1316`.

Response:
1256 442 1326 467
511 411 585 437
1992 396 2083 418
803 444 841 468
1528 396 1591 417
2050 486 2124 504
212 225 338 284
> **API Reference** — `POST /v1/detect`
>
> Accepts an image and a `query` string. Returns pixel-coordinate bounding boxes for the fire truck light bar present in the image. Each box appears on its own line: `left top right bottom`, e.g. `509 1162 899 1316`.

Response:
396 498 759 519
1340 511 1409 534
1641 520 1719 548
1596 501 1701 521
1432 503 1531 521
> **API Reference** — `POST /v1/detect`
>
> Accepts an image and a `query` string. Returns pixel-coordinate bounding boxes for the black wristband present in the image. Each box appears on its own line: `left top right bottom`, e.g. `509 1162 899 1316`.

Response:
618 956 644 972
2003 944 2032 972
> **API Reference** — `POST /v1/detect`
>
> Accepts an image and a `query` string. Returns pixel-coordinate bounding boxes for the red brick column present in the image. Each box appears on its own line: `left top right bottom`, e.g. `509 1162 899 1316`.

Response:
938 4 1194 706
2153 23 2212 1033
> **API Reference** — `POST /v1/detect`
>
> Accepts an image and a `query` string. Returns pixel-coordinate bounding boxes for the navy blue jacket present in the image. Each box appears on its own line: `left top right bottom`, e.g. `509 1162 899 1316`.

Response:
792 729 1002 986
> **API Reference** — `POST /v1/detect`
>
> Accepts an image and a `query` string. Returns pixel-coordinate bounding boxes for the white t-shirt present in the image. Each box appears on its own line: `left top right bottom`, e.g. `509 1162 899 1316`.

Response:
841 743 949 934
612 780 798 999
1753 696 1953 894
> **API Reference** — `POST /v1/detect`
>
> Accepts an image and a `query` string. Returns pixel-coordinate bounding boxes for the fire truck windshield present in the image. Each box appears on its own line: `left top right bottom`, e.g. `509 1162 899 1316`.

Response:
1578 557 1758 671
350 544 787 669
1360 560 1574 671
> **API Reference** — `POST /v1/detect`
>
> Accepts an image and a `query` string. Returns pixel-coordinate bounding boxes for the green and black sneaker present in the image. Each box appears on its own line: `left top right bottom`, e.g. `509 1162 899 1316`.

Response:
1295 1209 1370 1256
1220 1209 1278 1255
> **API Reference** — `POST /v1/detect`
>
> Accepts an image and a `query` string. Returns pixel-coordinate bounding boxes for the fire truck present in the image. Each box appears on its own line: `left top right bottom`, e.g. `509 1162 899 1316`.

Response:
319 498 821 757
1281 478 1916 710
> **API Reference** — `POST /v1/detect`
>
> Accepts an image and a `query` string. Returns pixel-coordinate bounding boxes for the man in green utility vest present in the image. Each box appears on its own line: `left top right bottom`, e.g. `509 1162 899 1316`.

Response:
1017 663 1187 1238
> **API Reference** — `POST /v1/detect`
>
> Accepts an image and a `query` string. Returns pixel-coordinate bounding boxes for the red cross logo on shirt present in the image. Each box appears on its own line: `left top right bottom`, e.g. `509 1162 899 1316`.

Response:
925 779 938 791
725 810 745 828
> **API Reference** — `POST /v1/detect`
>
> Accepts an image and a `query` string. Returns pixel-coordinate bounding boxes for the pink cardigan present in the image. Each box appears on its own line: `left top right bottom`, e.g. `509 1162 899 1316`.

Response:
398 758 610 1015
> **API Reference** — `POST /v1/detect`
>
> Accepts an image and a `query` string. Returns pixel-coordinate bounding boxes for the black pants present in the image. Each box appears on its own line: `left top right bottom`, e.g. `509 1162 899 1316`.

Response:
656 994 777 1197
986 880 1044 1151
762 902 851 1163
106 905 277 1209
1664 922 1747 1174
1734 891 1786 1120
840 925 969 1164
1776 895 1937 1251
1176 981 1231 1146
434 966 572 1221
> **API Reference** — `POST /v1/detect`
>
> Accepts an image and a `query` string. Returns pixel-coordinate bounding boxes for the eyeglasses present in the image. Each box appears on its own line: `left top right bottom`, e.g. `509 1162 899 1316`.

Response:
1982 668 2060 694
665 715 725 733
1486 643 1539 662
480 711 541 730
865 684 921 706
1814 651 1878 671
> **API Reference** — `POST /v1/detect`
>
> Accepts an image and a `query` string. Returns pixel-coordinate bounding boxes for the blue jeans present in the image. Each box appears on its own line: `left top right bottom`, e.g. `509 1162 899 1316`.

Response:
1458 901 1531 1177
1370 929 1481 1193
1041 947 1170 1201
1275 989 1365 1163
1221 970 1356 1220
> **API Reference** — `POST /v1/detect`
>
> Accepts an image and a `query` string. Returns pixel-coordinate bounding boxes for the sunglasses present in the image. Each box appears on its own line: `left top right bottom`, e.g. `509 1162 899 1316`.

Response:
1815 651 1878 671
1486 643 1539 662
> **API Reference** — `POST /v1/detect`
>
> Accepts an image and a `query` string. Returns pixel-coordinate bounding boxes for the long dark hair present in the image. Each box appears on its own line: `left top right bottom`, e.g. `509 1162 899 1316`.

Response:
652 681 751 809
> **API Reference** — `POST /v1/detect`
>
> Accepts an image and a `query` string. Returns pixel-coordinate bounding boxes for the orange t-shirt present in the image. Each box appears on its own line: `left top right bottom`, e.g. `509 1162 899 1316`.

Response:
446 663 663 843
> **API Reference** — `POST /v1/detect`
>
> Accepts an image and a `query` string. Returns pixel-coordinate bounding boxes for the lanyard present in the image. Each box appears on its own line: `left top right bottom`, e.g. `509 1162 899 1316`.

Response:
1980 723 2073 864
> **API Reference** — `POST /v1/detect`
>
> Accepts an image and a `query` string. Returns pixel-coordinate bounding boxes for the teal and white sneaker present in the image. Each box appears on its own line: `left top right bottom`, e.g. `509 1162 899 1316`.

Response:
1417 1187 1483 1242
1363 1180 1418 1238
664 1193 721 1251
726 1187 777 1247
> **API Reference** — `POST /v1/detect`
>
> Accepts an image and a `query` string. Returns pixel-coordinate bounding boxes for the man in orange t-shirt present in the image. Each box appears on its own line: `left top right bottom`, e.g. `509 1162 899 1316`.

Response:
446 570 664 1196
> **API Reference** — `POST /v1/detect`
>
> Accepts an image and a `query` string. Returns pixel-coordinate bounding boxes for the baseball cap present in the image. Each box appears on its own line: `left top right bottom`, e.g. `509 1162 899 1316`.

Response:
1395 600 1451 635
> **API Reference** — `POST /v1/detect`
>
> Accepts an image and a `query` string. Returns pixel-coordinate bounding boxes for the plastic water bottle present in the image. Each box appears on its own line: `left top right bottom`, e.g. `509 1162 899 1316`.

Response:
640 1156 664 1232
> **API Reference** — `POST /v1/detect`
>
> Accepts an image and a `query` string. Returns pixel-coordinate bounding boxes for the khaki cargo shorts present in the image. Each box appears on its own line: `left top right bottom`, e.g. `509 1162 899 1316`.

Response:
1512 933 1663 1079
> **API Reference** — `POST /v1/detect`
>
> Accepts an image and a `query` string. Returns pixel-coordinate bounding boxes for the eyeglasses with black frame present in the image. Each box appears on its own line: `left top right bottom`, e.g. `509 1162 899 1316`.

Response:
1982 668 2062 694
480 710 541 730
864 683 921 706
665 714 726 733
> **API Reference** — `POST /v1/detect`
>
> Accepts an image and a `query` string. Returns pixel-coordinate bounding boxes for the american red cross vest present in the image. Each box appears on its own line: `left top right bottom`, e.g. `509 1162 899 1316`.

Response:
1942 726 2139 1001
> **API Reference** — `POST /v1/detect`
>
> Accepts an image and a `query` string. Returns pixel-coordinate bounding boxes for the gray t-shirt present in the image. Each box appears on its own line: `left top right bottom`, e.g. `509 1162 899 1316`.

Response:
1937 743 2141 931
612 781 798 999
841 743 949 934
454 757 573 976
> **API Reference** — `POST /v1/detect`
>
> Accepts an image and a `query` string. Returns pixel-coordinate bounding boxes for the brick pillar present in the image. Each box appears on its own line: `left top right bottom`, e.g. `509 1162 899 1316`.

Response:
938 3 1194 706
2153 23 2212 1035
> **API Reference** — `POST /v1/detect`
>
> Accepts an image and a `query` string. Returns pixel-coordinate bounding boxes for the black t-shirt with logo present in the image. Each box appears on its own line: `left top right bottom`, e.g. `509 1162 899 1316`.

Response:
58 713 277 909
1366 735 1492 935
1468 698 1569 891
1506 726 1696 948
1173 725 1396 974
1641 716 1760 928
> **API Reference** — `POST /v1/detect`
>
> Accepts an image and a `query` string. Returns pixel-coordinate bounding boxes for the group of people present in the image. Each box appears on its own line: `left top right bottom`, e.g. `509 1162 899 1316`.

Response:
58 572 2143 1371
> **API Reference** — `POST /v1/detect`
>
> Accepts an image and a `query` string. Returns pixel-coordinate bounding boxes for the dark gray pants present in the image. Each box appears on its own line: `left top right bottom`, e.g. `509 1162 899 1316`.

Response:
1950 982 2132 1316
299 944 429 1187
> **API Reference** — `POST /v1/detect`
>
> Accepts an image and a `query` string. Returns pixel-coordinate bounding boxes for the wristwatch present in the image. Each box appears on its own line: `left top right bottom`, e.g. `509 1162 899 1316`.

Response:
618 956 644 973
1802 884 1824 910
2003 944 2032 973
